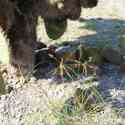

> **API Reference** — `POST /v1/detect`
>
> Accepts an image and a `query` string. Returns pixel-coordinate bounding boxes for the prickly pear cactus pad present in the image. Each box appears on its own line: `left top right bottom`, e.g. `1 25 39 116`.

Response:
44 18 67 40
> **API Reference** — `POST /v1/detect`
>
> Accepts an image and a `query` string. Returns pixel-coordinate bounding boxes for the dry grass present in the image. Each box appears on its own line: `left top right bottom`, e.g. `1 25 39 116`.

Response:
0 0 125 125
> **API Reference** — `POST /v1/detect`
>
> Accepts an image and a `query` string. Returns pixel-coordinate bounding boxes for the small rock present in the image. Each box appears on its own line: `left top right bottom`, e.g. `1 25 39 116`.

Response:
1 95 7 100
120 63 125 73
6 86 14 93
83 46 103 64
101 47 124 65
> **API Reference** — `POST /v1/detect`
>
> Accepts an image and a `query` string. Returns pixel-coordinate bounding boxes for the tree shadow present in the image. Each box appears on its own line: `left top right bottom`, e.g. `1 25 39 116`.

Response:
36 18 125 108
77 18 125 108
53 18 125 109
97 64 125 108
77 17 125 47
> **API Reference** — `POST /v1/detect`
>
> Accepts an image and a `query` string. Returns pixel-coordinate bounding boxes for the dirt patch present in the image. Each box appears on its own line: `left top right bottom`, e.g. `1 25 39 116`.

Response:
0 0 125 125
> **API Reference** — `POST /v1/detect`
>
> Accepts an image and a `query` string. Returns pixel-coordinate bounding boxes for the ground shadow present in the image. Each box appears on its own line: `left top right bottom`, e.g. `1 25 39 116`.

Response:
77 18 125 46
36 18 125 108
57 18 125 47
52 18 125 109
77 18 125 108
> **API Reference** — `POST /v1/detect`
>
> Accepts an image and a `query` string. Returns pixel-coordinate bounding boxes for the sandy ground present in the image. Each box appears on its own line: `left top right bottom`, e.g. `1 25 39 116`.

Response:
1 0 125 125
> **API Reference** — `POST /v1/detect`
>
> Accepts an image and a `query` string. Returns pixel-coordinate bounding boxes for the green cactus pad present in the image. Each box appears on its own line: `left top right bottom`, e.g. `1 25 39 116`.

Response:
44 18 67 40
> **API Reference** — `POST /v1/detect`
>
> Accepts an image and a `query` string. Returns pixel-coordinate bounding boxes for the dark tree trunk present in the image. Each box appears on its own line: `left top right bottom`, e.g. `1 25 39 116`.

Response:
7 10 37 74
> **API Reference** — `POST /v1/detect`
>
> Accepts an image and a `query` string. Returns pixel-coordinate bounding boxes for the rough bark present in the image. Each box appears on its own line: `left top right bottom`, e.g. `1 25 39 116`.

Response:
0 0 98 75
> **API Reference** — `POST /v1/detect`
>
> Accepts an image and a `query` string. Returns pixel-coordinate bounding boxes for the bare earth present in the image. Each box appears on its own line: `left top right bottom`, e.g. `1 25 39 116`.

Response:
1 0 125 125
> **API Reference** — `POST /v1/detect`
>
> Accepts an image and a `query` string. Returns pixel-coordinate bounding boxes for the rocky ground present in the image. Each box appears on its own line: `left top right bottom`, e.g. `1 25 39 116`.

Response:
1 0 125 125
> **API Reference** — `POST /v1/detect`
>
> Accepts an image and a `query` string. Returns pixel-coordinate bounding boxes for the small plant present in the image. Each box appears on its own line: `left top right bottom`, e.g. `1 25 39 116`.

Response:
0 70 6 95
55 76 104 125
54 44 101 81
